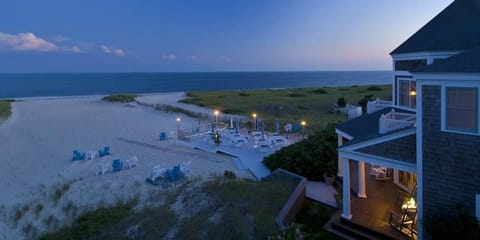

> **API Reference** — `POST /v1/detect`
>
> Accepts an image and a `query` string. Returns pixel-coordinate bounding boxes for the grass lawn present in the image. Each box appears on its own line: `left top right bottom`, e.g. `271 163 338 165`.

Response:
0 100 13 118
181 85 391 130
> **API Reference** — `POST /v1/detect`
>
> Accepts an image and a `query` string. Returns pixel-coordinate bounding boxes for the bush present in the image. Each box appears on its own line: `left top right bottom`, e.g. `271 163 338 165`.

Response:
358 95 374 112
224 170 237 180
238 92 249 97
38 204 132 240
102 94 138 103
311 89 328 94
336 97 346 108
288 93 307 98
262 125 338 180
366 86 382 91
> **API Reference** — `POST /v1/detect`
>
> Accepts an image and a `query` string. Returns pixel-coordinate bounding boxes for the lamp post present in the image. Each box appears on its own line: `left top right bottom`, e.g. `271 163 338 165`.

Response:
253 113 258 131
214 110 219 130
176 117 181 139
301 120 306 139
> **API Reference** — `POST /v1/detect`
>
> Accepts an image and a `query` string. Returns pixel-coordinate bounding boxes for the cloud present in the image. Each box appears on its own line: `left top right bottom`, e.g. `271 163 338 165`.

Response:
185 55 197 61
162 54 177 61
70 46 81 53
219 55 231 63
49 35 71 43
0 32 57 52
100 45 125 56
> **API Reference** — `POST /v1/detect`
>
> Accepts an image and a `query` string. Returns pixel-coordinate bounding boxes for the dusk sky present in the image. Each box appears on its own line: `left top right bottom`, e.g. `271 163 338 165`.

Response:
0 0 453 73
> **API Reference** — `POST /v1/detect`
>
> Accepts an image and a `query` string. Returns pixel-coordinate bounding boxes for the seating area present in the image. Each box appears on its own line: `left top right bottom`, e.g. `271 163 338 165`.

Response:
72 150 85 161
96 156 138 175
145 162 191 187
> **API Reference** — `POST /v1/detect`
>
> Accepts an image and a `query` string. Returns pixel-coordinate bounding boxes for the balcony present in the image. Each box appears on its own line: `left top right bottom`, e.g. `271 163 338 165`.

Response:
379 109 416 134
367 98 393 114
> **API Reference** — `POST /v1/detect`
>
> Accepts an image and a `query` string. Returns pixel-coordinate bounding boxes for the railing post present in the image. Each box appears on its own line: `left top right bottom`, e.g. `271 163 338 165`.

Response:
379 114 385 134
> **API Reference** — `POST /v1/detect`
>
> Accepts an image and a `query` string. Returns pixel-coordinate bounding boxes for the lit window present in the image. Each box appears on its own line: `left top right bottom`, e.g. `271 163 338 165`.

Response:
446 87 477 132
398 79 416 109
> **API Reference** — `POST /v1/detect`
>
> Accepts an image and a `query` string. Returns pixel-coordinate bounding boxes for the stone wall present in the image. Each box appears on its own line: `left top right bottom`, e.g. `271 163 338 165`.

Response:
422 85 480 221
357 134 416 163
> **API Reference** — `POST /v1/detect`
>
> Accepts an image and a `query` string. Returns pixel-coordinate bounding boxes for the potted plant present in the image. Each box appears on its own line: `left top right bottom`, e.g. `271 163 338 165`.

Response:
323 159 337 186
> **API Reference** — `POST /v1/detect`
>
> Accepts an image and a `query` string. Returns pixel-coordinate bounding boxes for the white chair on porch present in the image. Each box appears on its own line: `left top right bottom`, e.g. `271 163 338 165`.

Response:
369 165 390 180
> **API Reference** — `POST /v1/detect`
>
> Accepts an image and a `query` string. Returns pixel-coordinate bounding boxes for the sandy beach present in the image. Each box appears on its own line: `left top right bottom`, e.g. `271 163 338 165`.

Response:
0 94 252 239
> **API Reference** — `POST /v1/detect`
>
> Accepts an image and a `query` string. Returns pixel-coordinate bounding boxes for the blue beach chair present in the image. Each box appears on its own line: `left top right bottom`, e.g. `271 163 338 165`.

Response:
98 146 110 157
72 150 86 161
159 132 167 141
112 159 123 171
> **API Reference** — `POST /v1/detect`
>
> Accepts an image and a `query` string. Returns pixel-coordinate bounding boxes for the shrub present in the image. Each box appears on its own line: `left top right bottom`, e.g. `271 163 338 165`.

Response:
288 93 307 97
102 94 138 103
366 86 382 91
311 89 328 94
238 92 250 97
262 124 338 180
358 95 374 112
336 97 347 108
224 170 237 180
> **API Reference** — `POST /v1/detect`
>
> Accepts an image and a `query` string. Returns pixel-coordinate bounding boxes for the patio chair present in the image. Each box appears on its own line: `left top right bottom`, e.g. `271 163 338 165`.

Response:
112 159 123 171
86 151 96 160
159 132 167 141
125 156 138 168
389 208 417 238
369 165 390 180
97 160 111 175
167 165 184 182
98 146 110 157
147 165 166 181
72 150 86 161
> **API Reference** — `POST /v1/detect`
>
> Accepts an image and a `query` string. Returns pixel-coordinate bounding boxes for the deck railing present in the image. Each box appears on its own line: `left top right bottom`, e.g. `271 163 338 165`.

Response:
379 109 416 134
368 98 393 114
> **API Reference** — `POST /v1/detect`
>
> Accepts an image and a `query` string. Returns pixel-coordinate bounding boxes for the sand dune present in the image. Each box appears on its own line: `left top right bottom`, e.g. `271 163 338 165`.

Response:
0 95 251 239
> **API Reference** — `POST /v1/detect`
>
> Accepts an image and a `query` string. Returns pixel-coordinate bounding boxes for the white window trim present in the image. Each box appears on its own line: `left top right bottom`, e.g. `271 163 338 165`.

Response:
441 85 480 136
397 77 417 110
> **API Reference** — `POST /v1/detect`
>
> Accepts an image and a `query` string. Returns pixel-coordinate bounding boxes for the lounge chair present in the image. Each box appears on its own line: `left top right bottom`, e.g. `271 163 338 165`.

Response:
112 159 123 171
147 165 166 181
98 146 110 157
125 156 138 168
97 160 111 175
72 150 86 161
159 132 167 141
86 151 96 160
370 165 390 180
167 165 184 181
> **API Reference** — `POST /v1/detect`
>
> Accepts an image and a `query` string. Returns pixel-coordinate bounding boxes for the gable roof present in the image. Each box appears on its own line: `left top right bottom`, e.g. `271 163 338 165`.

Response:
412 46 480 73
390 0 480 55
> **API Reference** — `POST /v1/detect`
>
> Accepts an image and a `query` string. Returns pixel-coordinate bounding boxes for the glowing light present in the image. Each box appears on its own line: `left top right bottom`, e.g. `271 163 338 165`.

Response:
252 113 257 118
301 121 306 126
176 118 181 122
410 90 417 96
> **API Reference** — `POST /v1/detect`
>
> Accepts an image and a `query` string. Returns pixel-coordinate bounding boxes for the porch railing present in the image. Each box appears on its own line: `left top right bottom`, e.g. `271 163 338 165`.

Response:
379 109 416 134
367 98 393 114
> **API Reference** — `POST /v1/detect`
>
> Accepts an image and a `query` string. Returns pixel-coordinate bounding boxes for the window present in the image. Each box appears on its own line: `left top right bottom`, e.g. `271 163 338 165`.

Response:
398 79 416 109
446 87 478 132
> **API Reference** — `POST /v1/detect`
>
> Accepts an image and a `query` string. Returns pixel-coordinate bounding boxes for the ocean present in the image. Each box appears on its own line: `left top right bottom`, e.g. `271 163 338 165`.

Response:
0 71 391 99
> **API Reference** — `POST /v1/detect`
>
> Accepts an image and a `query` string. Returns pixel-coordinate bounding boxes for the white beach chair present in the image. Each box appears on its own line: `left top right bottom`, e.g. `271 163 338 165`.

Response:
148 166 166 181
125 156 138 168
86 151 96 160
97 160 112 175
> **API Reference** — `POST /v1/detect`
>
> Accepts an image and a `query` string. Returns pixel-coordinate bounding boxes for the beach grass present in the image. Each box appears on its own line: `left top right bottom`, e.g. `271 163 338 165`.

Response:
0 100 13 118
294 200 341 239
102 94 138 103
181 85 391 129
37 175 299 239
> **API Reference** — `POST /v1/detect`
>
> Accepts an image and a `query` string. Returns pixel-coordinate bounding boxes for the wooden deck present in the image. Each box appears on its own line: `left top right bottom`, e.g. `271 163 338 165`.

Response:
335 161 416 240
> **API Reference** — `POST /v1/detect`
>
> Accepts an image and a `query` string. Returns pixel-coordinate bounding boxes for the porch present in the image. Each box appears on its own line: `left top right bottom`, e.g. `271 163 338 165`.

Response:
332 160 417 240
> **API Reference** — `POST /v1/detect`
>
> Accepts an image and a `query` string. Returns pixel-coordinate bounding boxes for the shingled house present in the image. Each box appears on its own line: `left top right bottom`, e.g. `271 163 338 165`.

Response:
334 0 480 239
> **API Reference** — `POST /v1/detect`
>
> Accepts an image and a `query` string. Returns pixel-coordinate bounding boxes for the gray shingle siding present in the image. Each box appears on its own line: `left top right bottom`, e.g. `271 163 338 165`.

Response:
357 134 416 163
422 85 480 221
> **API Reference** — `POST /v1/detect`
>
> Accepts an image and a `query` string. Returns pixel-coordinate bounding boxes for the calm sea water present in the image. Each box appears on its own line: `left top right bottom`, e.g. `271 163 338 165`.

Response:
0 71 391 99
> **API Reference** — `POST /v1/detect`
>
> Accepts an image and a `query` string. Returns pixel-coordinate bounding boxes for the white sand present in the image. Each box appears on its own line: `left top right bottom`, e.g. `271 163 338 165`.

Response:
0 95 252 239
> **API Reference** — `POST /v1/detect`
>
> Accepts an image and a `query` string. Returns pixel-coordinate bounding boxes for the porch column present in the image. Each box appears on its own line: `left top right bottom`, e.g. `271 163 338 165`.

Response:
342 158 352 219
337 136 344 177
358 161 367 198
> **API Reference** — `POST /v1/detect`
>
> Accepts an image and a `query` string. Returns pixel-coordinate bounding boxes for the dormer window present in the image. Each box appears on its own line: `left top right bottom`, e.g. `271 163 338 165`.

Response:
442 87 479 134
398 79 416 109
